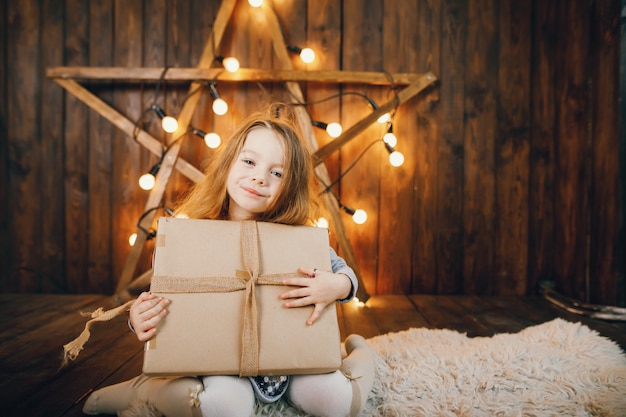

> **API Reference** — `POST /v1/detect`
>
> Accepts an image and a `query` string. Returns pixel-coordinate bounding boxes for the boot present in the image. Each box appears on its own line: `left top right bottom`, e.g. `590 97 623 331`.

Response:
340 334 376 417
83 374 203 417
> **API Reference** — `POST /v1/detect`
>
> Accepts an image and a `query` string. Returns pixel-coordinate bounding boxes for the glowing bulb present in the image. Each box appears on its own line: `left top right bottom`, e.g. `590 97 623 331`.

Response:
212 98 228 115
138 173 156 190
204 132 221 148
352 209 367 225
248 0 263 6
326 122 342 138
175 212 189 219
314 217 329 228
352 297 365 307
389 151 405 167
377 112 391 124
383 132 397 147
128 233 137 246
222 57 240 72
161 116 179 133
299 48 315 64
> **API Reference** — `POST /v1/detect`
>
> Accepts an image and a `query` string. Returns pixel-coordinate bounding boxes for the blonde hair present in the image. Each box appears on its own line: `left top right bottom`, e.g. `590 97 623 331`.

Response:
175 103 324 225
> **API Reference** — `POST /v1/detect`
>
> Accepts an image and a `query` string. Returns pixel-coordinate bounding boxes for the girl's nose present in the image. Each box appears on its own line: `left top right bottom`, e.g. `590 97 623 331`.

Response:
251 173 265 184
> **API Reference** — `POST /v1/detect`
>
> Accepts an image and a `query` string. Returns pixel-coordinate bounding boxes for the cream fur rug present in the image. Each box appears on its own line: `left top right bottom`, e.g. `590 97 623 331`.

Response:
256 319 626 417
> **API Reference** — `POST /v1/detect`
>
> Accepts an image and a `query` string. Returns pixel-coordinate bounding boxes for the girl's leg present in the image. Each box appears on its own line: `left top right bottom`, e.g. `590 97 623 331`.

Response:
83 374 204 417
287 334 376 417
198 375 255 417
288 371 352 417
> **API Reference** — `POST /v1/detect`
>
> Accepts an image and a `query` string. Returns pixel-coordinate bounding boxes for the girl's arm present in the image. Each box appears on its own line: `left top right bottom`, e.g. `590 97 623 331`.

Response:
329 247 358 303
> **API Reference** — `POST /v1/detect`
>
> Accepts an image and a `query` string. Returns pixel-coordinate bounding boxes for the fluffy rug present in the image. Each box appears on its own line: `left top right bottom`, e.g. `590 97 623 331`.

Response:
256 319 626 417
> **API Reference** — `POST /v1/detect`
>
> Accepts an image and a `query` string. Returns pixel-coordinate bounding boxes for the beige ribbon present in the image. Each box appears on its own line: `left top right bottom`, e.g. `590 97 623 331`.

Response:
150 220 301 377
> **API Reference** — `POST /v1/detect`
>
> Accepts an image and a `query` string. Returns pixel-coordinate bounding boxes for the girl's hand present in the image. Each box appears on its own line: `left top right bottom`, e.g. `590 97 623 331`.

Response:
129 292 170 342
280 267 351 326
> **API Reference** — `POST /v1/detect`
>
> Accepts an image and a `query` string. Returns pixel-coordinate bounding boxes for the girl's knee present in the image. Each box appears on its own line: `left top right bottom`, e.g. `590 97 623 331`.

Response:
199 376 255 417
288 372 352 417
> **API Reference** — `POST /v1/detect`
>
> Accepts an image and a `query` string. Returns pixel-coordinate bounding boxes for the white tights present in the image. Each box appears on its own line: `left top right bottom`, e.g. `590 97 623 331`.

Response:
199 376 255 417
198 371 351 417
288 371 353 417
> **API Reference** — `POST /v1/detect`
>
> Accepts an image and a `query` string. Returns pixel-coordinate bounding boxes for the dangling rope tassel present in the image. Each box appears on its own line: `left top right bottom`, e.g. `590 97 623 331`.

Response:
60 299 135 368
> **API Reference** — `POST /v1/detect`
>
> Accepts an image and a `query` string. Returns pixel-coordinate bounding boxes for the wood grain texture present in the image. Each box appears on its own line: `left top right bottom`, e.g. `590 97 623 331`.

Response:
111 1 144 288
6 0 42 292
462 0 497 295
340 0 383 296
435 0 467 295
1 0 623 305
87 0 115 294
408 0 441 294
553 0 590 301
589 0 621 305
494 0 530 295
378 0 421 294
528 0 556 296
40 0 66 293
0 0 7 290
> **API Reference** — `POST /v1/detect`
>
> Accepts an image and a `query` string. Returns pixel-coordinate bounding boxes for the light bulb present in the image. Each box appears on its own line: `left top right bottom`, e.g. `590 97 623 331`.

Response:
212 98 228 115
300 48 315 64
326 122 342 138
161 116 178 133
248 0 263 7
204 132 221 148
138 173 156 190
222 57 240 72
389 150 405 167
377 112 391 124
352 209 367 224
383 132 397 147
314 217 329 228
128 233 137 246
352 297 365 307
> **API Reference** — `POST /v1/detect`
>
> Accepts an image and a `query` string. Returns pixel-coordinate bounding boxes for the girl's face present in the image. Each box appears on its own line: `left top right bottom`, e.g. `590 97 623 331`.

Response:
226 127 285 220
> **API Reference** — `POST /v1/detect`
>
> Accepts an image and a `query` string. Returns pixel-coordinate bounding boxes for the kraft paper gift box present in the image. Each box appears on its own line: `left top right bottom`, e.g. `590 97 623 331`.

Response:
142 217 342 377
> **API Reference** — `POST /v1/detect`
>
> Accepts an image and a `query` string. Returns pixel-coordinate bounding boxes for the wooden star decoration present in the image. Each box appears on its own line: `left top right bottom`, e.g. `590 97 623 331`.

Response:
47 0 437 303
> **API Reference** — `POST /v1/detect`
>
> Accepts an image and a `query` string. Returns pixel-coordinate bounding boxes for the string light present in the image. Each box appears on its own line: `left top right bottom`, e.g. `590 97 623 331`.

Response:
208 82 228 115
377 112 391 124
248 0 263 7
151 104 178 133
384 141 405 167
193 128 221 149
314 217 329 228
138 162 161 190
287 45 315 64
383 125 398 147
363 96 390 124
215 55 240 72
340 204 368 225
128 206 174 246
312 120 343 138
352 209 368 224
352 297 366 307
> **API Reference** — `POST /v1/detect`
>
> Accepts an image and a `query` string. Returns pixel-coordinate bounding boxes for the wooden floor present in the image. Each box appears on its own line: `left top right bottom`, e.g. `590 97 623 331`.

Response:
2 293 625 417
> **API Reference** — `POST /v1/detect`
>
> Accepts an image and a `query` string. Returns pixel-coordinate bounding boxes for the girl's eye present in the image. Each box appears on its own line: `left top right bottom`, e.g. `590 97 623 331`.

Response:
271 170 282 178
242 159 254 165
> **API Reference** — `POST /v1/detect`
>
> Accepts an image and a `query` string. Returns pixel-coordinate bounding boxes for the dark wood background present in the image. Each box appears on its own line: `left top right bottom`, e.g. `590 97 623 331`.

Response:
1 0 623 305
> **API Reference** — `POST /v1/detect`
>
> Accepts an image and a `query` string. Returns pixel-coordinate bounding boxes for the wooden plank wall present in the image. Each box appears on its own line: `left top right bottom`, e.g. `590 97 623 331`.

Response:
1 0 623 305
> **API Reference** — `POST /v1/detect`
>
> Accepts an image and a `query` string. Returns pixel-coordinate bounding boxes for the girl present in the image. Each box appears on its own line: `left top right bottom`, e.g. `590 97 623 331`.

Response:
83 103 376 417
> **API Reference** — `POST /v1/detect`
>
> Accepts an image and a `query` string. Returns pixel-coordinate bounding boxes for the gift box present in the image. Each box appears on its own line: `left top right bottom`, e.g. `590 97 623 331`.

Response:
142 217 342 377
